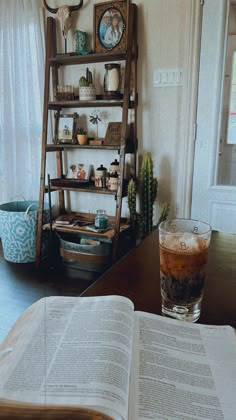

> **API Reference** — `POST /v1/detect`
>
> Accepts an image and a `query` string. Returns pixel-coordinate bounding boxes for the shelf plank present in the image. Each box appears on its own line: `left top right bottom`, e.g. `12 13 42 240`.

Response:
43 221 130 242
48 181 117 196
45 139 135 154
46 143 121 152
48 99 123 109
45 179 129 198
50 186 116 195
49 51 127 66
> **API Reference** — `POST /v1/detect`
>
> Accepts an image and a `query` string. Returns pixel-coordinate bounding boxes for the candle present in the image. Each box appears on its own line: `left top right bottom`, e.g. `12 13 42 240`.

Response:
107 68 120 91
104 63 121 95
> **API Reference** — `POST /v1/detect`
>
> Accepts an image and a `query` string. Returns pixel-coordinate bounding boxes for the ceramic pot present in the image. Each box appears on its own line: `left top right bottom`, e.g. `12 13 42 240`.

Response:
107 172 119 191
109 158 120 175
77 134 88 145
79 86 96 101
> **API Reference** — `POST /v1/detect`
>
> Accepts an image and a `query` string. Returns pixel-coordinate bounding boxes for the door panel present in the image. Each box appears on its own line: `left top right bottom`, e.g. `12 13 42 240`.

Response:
191 0 236 232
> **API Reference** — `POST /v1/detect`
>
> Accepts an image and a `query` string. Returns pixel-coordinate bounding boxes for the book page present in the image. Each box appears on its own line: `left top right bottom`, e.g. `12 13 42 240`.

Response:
129 312 236 420
0 295 134 420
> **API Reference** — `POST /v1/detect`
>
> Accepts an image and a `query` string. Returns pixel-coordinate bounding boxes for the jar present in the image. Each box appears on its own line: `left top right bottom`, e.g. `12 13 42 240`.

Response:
107 172 119 191
95 210 108 229
109 158 120 175
95 164 107 188
104 63 121 99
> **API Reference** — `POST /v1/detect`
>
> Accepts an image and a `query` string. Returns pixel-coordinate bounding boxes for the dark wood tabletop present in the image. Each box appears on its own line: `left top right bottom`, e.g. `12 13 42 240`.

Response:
82 230 236 328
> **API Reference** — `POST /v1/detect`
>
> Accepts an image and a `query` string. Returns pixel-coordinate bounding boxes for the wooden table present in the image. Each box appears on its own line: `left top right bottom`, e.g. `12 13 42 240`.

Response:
83 230 236 328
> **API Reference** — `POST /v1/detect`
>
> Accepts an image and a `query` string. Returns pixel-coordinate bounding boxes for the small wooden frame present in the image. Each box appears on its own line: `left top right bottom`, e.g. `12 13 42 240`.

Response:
94 0 130 53
54 113 78 144
104 122 122 146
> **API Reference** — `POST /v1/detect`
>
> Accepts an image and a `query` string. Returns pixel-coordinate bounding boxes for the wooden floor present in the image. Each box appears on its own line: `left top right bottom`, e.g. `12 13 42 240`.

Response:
0 242 100 343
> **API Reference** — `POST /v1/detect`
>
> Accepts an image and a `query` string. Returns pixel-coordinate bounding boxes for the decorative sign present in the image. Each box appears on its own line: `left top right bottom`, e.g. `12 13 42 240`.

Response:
104 122 122 146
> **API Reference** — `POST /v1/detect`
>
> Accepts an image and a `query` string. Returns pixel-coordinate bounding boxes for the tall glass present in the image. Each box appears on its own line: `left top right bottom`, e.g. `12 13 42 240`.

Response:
159 219 212 322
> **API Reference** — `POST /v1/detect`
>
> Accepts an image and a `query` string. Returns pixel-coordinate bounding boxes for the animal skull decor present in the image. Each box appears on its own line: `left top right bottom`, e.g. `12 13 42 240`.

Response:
43 0 83 53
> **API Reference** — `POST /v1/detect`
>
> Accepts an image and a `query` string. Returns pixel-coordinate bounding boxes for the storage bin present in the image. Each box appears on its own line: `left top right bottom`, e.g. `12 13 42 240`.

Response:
59 233 111 273
0 201 50 263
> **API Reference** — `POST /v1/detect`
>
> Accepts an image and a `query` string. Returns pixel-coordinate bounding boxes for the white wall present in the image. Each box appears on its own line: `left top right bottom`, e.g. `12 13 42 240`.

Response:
46 0 198 221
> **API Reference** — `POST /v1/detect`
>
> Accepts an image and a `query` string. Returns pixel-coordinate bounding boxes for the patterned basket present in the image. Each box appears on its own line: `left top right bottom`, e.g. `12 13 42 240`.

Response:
0 201 49 263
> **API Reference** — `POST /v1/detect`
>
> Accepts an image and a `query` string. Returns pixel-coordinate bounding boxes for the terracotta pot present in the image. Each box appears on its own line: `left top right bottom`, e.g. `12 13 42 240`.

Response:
77 134 88 145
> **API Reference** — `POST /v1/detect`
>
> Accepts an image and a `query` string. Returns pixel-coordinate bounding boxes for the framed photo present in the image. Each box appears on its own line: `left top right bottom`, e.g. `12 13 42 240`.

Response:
94 0 130 53
54 113 78 144
69 164 92 181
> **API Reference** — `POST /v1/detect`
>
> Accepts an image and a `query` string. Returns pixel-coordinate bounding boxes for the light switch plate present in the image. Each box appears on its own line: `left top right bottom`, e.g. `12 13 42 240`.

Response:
154 68 183 87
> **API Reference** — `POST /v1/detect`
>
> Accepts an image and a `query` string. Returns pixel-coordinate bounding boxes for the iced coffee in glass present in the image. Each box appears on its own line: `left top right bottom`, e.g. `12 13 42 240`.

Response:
159 219 212 322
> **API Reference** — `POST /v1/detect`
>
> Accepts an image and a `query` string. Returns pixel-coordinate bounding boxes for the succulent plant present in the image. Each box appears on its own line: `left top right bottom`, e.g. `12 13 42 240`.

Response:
76 127 87 135
127 153 169 239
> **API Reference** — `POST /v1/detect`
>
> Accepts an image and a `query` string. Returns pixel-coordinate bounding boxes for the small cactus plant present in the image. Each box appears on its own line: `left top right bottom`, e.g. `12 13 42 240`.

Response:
128 178 141 229
128 153 169 239
79 76 88 87
79 67 93 87
140 153 158 238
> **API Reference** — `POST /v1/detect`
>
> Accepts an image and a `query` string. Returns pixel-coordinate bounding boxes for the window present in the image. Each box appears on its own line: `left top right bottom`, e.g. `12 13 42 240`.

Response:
0 0 45 202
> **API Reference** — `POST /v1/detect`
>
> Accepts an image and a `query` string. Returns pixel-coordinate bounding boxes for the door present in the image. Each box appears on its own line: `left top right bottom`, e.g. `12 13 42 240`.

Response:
191 0 236 232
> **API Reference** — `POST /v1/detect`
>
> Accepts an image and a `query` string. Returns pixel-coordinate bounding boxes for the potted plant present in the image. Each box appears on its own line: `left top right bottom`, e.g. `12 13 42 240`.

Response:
79 67 96 101
76 128 88 145
127 153 170 240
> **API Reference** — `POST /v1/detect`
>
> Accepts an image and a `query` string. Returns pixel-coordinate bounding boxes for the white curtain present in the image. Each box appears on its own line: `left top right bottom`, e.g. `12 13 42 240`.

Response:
0 0 45 204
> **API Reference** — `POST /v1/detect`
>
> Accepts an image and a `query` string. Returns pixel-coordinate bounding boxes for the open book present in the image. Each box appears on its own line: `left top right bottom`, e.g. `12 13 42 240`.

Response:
0 295 235 419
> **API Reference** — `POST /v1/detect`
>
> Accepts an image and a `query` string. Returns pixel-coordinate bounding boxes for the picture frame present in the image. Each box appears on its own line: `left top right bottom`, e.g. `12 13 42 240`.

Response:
69 164 92 181
104 122 122 146
54 113 78 144
94 0 130 53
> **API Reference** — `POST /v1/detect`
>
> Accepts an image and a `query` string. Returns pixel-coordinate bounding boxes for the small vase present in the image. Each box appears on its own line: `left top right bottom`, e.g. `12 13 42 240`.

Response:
77 134 88 145
74 30 92 55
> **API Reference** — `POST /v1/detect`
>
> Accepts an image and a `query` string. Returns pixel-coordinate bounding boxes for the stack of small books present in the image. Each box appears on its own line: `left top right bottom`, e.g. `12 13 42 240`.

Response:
54 215 95 228
54 214 76 226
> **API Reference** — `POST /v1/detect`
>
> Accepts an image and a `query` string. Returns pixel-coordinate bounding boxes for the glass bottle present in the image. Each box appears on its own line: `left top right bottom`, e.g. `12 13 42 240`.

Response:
95 209 108 229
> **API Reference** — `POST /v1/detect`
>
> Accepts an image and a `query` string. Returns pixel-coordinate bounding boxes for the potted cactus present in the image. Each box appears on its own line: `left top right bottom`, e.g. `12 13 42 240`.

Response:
79 67 96 101
76 128 88 145
128 153 169 240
